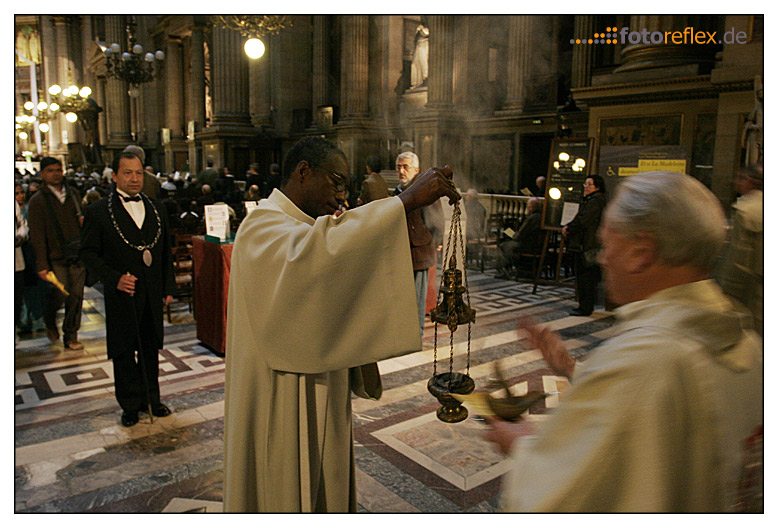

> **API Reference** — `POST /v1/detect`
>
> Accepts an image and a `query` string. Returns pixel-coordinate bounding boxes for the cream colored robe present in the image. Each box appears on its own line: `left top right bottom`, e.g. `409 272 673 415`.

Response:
502 280 763 512
223 190 421 512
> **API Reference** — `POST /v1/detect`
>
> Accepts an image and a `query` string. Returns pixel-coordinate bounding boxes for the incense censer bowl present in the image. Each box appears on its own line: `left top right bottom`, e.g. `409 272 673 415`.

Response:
427 372 475 423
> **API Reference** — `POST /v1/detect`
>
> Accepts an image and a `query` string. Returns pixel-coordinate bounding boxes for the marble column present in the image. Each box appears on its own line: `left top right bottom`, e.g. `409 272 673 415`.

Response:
340 15 369 118
426 15 454 109
40 16 63 154
104 16 132 145
53 16 78 145
80 16 97 91
572 16 594 89
248 35 272 127
311 15 328 116
210 26 251 125
165 37 184 139
189 25 206 128
501 16 534 112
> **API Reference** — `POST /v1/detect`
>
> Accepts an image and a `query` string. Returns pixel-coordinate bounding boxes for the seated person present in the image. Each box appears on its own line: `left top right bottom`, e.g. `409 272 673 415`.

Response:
495 197 543 278
464 188 487 242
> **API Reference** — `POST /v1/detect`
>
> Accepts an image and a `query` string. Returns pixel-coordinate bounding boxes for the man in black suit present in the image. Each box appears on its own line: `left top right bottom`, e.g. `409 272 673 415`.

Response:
80 152 176 427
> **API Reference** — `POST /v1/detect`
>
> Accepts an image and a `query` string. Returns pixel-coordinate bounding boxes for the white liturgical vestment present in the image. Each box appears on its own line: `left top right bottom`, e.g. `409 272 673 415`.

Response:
223 189 421 512
501 280 762 512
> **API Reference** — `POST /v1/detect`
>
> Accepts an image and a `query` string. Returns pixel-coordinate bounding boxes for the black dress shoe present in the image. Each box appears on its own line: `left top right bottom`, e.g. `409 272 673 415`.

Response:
570 308 592 316
121 411 139 427
150 403 172 417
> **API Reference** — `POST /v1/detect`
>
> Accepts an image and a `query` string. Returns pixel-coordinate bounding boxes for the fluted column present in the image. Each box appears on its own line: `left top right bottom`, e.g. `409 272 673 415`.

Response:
165 37 185 138
210 26 250 125
80 16 97 91
53 16 79 144
426 15 454 108
40 16 63 154
104 16 132 144
340 15 369 118
189 25 206 128
311 15 328 112
502 16 534 111
572 16 594 88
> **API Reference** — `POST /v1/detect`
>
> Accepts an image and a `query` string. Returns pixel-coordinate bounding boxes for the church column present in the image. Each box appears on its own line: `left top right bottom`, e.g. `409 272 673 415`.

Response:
165 36 185 139
340 15 369 118
210 26 251 125
248 35 272 128
572 16 594 88
53 16 78 146
501 16 534 112
80 16 97 91
104 16 132 147
426 15 454 109
189 25 206 128
40 16 64 155
310 15 328 123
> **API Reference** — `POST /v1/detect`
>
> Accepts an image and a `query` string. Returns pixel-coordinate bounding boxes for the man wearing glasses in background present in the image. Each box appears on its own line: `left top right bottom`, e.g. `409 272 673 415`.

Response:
223 136 460 512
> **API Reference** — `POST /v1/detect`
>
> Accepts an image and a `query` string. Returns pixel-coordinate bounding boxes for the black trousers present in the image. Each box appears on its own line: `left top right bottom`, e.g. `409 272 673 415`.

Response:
111 300 161 413
45 260 85 343
574 252 601 313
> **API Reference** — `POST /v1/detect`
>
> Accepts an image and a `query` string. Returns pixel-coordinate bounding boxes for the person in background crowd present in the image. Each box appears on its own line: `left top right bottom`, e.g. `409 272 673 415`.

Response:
717 165 763 337
394 151 444 332
495 197 543 279
265 163 281 197
464 188 487 242
562 175 606 316
359 155 389 205
15 185 30 342
26 157 86 350
245 184 261 202
535 176 546 197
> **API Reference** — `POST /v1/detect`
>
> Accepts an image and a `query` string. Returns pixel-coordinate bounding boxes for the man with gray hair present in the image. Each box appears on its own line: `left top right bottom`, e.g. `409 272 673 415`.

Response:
485 172 762 512
394 151 444 331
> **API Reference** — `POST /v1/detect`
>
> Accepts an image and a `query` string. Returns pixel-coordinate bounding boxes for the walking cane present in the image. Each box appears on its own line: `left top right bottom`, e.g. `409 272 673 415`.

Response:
126 274 155 424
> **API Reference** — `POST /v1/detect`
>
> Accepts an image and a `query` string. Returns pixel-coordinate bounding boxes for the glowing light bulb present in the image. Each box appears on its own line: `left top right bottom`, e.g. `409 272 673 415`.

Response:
244 38 265 59
558 152 570 162
39 123 50 133
38 101 48 111
19 131 28 140
50 103 60 111
24 101 34 111
65 112 78 123
79 86 92 98
549 187 562 200
49 84 62 95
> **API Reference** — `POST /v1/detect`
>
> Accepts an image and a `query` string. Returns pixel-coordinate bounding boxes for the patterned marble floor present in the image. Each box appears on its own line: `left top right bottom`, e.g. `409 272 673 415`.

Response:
14 270 616 513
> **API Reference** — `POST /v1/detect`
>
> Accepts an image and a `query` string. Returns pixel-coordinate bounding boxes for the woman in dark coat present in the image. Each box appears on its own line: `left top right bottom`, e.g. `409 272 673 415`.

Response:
562 174 607 316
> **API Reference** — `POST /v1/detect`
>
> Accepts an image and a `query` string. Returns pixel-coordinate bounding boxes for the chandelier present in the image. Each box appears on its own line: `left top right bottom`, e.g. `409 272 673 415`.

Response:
103 17 165 96
47 81 93 123
211 15 292 58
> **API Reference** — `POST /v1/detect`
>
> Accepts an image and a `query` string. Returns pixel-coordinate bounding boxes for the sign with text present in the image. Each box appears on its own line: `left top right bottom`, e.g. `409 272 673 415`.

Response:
205 204 230 241
543 137 595 230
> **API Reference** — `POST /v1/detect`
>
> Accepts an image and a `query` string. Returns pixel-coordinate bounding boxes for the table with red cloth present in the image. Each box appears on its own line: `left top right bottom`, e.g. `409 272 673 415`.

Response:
192 236 233 355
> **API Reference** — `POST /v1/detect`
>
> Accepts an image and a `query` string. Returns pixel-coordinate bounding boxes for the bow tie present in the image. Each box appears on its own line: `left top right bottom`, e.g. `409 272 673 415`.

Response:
121 194 141 203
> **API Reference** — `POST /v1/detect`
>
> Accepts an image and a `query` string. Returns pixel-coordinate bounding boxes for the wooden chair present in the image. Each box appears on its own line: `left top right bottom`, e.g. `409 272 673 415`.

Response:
166 243 194 322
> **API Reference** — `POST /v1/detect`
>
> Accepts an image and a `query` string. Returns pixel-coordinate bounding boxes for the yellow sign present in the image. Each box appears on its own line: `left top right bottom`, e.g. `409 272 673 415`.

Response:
618 167 641 176
637 159 687 173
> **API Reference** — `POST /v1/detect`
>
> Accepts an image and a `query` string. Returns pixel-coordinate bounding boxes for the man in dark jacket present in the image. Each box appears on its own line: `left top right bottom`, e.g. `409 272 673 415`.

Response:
80 152 176 427
394 151 444 332
562 174 607 316
495 197 544 278
27 157 86 350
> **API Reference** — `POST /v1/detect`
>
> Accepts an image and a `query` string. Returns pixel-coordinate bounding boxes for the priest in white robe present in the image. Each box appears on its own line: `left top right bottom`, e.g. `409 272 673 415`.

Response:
485 172 763 512
223 137 460 512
